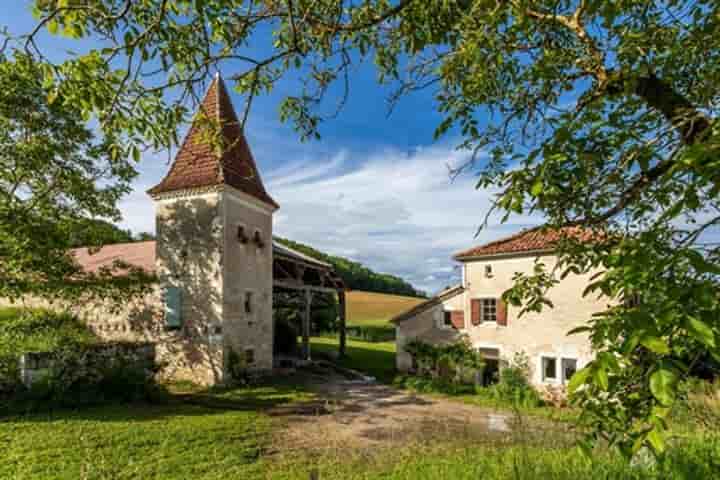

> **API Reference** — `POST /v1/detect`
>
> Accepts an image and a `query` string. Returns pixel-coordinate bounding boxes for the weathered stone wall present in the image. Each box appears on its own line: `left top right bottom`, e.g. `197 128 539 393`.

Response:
154 191 226 384
1 287 223 386
19 342 155 389
221 186 275 371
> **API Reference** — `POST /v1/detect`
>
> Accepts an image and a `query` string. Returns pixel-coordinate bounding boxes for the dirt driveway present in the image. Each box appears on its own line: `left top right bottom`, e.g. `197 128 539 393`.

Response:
271 364 518 453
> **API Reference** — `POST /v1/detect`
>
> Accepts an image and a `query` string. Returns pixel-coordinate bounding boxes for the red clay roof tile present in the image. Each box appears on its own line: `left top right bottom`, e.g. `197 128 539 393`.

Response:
454 226 598 260
147 75 279 209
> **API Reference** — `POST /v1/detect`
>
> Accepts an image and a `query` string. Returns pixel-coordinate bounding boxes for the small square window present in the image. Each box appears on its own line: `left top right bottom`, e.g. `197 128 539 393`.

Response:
481 299 497 323
244 291 253 314
562 358 577 383
245 349 255 365
542 357 557 381
484 265 493 277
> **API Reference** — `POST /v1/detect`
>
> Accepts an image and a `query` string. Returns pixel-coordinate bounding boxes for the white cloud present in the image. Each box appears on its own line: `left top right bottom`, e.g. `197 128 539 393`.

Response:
116 140 543 294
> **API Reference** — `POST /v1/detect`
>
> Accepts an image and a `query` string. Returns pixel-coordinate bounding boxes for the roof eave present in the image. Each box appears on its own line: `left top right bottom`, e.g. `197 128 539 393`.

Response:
453 248 556 262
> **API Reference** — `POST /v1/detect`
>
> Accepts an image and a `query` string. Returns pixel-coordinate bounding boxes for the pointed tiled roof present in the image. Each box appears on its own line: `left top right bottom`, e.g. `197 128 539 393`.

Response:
453 226 599 261
148 75 279 208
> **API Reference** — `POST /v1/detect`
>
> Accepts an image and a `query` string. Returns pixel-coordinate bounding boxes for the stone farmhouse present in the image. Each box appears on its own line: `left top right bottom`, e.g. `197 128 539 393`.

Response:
4 75 347 386
392 227 608 389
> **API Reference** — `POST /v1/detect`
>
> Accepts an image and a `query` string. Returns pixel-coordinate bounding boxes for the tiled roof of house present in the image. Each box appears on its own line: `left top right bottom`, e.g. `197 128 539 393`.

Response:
453 225 597 261
391 285 464 324
71 239 330 276
71 241 157 275
147 75 279 209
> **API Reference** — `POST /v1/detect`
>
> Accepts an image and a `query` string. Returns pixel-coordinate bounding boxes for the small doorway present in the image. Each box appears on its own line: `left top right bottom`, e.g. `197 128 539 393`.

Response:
478 347 501 386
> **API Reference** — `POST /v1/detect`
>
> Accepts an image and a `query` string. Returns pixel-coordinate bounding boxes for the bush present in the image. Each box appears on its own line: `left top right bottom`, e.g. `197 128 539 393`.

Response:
404 336 484 385
485 352 543 408
0 308 96 393
672 378 720 429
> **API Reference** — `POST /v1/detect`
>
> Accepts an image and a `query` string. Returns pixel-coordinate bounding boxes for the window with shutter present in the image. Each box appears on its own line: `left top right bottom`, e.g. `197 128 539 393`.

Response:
164 286 182 330
471 299 481 325
443 311 452 327
450 311 465 329
497 299 508 326
481 299 497 322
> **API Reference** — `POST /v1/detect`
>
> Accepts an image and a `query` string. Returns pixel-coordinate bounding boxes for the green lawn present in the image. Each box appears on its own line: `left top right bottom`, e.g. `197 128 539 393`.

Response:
1 378 318 480
310 337 397 383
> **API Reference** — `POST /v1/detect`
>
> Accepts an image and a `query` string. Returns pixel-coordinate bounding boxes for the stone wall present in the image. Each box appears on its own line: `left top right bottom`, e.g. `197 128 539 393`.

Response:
19 342 155 389
221 186 275 372
155 191 225 384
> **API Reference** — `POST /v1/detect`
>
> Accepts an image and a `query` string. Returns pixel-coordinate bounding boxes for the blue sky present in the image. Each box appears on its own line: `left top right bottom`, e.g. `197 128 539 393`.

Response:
4 2 542 294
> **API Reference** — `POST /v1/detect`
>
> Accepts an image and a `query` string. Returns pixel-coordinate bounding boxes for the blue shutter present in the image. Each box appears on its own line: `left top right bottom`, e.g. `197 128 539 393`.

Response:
164 286 182 329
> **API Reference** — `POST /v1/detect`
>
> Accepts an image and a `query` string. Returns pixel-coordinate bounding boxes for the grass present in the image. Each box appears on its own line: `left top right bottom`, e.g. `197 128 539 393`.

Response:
2 395 274 479
345 290 424 327
268 435 720 479
310 337 397 383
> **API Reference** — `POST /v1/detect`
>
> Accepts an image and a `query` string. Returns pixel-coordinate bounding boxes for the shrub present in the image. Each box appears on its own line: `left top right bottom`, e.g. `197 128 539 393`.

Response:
672 378 720 429
404 336 484 385
486 352 543 408
0 308 96 393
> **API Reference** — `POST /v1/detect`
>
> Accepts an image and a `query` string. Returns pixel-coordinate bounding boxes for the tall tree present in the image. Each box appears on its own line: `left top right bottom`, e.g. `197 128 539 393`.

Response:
5 0 720 456
0 53 150 302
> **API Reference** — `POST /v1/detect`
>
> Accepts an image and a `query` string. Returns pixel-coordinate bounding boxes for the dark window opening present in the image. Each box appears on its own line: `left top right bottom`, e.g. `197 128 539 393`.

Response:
244 291 253 314
542 357 557 381
443 311 452 327
245 349 255 365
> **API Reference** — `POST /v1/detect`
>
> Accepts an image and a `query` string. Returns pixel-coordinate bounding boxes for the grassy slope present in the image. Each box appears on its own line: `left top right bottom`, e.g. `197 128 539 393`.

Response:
346 290 424 327
311 337 396 383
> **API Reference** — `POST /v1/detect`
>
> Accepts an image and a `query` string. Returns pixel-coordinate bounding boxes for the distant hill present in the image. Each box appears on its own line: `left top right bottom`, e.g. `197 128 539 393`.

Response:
345 291 425 326
274 236 426 298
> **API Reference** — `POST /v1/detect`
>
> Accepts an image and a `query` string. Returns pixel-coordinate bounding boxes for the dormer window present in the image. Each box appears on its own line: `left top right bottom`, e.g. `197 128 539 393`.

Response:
253 230 265 248
237 225 249 244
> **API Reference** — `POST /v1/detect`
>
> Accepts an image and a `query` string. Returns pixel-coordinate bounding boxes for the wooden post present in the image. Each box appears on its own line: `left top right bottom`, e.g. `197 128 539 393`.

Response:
302 289 312 360
338 290 347 358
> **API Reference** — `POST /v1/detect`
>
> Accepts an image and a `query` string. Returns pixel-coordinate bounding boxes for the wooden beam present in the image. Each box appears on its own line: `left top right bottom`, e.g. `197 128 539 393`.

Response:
338 290 347 358
302 289 313 360
273 280 340 294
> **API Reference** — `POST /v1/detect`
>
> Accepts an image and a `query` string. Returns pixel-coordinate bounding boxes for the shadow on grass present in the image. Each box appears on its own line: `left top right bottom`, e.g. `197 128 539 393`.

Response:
1 373 322 423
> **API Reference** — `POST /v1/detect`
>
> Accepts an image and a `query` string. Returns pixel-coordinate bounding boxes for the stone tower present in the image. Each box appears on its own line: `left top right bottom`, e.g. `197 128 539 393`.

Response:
148 74 279 384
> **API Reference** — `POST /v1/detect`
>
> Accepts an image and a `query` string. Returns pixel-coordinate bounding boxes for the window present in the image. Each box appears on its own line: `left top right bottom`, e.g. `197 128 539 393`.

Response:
244 291 253 314
237 225 249 243
542 357 557 381
163 286 182 330
481 299 497 323
562 358 577 383
443 311 452 327
245 349 255 365
484 265 493 277
253 229 265 248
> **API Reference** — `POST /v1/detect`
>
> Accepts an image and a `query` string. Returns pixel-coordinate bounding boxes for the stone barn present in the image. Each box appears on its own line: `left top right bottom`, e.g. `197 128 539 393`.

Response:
7 75 347 386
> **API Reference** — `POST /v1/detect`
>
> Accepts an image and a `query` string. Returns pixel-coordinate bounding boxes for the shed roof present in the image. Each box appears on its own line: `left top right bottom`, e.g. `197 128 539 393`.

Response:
391 285 464 324
71 239 331 275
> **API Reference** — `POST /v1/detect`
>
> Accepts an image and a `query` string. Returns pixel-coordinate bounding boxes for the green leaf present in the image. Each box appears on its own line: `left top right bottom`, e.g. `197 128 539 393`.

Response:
646 428 665 454
594 365 609 390
650 367 677 406
568 366 590 394
531 179 543 196
687 316 716 348
641 336 670 355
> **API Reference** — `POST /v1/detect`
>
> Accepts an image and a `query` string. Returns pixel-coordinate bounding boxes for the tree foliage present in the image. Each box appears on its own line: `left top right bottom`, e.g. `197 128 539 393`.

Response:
0 52 152 302
4 0 720 457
